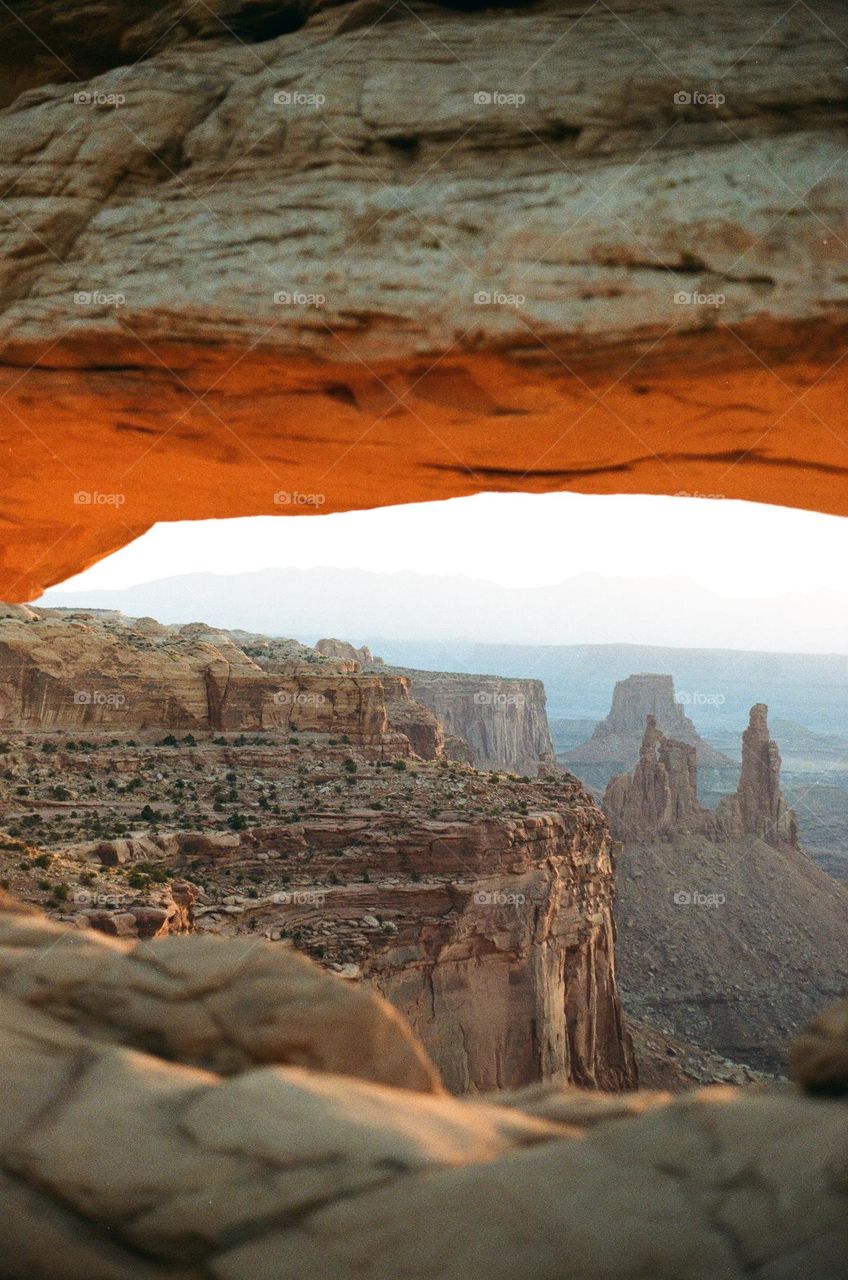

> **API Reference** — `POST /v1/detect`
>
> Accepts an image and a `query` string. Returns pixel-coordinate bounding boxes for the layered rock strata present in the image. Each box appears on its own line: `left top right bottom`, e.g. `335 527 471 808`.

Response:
12 778 635 1094
0 619 637 1090
0 609 440 753
2 0 848 598
399 671 556 776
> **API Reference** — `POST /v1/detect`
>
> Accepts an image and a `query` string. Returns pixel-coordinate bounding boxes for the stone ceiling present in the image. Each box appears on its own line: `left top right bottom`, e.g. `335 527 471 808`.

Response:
1 0 846 600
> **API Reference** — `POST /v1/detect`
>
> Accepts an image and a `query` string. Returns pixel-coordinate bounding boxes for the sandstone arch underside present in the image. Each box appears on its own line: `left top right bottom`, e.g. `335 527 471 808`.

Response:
1 0 846 600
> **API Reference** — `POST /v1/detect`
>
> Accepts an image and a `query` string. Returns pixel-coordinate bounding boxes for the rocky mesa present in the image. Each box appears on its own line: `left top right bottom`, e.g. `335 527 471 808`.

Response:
0 607 635 1094
561 672 734 792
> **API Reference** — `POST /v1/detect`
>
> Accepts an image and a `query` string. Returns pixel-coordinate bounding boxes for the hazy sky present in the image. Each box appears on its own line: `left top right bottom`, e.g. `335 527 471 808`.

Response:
57 492 848 599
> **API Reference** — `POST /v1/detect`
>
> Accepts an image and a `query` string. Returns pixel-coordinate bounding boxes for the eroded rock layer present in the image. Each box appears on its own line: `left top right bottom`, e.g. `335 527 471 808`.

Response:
0 608 436 750
0 608 635 1094
604 704 799 849
1 0 847 598
399 670 556 776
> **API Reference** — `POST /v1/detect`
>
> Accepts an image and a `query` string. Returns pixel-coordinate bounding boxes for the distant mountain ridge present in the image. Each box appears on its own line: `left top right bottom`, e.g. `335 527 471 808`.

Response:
40 565 848 653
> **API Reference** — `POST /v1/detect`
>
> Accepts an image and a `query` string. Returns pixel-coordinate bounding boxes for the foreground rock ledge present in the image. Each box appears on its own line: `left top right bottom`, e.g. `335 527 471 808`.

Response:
0 898 847 1279
1 0 847 598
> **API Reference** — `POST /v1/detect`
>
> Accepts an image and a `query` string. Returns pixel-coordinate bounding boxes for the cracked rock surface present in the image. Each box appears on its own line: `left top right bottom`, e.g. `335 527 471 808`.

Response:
0 895 846 1278
1 0 847 596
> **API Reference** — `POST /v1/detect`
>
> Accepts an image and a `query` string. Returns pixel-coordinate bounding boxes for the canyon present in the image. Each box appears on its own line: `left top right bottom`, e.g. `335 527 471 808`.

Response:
1 1 847 1274
0 606 635 1094
605 708 848 1074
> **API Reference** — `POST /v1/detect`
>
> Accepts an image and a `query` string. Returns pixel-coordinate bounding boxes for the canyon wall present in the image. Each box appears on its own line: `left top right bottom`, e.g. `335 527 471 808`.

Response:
0 610 441 753
402 671 556 776
46 786 636 1094
0 609 635 1094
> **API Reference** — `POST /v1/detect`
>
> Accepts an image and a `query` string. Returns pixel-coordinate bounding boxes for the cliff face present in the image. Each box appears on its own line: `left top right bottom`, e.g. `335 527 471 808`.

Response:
399 672 556 776
47 784 635 1093
604 716 699 841
380 675 445 762
0 613 635 1095
0 611 440 755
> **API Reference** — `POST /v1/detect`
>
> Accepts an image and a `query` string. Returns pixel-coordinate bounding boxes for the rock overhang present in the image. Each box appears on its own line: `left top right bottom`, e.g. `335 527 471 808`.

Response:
1 0 847 600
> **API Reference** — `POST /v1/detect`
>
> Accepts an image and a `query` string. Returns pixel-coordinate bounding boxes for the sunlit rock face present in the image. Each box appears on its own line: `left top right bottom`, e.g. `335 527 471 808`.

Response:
0 608 433 748
1 0 847 599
